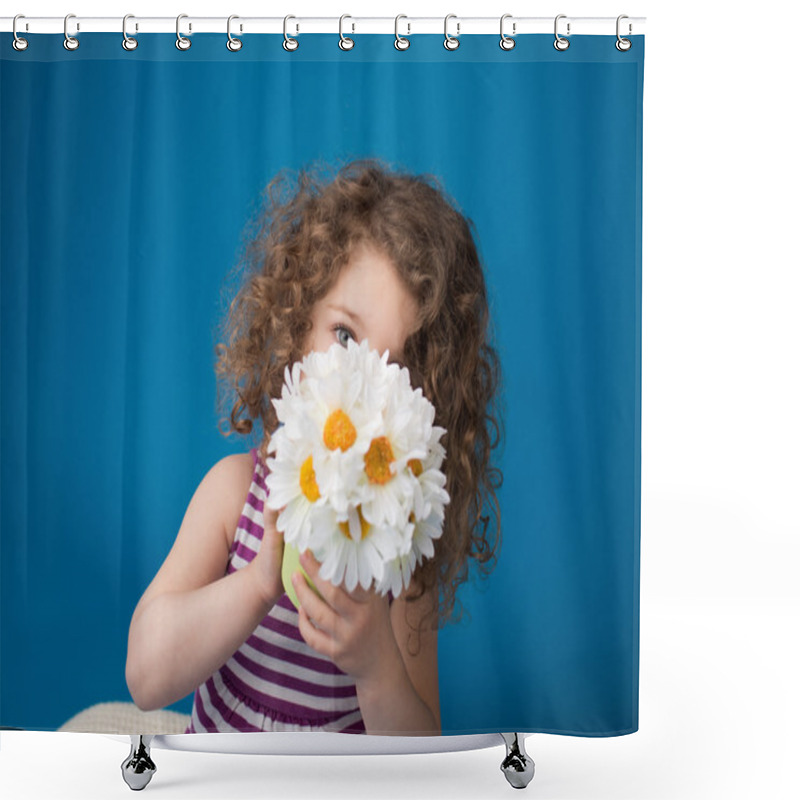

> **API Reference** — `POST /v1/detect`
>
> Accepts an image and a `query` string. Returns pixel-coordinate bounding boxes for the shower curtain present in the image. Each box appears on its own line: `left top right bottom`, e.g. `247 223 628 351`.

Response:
0 25 644 737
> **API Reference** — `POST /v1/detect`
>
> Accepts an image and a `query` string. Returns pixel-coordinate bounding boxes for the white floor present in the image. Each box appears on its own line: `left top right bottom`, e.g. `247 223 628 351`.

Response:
2 598 798 799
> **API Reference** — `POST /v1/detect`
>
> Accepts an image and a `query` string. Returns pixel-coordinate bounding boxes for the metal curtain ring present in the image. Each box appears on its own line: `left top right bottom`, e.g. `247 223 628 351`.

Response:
283 15 299 51
554 14 570 51
122 14 138 51
12 14 29 51
64 13 79 50
227 15 242 51
616 14 632 51
444 13 460 51
339 14 354 50
176 14 191 50
394 14 410 50
394 14 411 50
499 14 516 51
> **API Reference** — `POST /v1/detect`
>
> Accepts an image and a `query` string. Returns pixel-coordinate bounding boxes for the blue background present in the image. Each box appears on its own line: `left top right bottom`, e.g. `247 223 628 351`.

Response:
1 33 643 734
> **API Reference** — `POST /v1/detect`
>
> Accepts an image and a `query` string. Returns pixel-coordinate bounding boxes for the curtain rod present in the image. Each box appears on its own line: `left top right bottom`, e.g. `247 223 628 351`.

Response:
1 16 646 37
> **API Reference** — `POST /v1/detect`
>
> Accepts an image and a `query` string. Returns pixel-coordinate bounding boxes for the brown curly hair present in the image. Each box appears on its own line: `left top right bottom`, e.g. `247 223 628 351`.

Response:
214 158 504 647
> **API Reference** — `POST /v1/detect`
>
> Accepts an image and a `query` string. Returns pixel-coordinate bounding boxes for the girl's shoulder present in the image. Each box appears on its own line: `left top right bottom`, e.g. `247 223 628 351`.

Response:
216 450 260 551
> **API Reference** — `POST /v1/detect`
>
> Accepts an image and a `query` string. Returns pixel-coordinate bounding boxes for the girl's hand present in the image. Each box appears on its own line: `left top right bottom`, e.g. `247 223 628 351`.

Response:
250 506 285 607
292 550 400 685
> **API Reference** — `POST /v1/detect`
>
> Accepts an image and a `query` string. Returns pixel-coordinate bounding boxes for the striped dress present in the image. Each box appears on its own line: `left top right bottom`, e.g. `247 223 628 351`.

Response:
186 447 393 734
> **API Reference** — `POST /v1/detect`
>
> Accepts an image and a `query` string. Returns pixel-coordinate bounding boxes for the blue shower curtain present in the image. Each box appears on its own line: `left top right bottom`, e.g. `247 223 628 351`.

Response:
1 31 644 735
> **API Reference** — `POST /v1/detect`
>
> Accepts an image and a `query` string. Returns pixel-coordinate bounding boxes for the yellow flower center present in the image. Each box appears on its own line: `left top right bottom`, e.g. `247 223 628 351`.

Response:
339 506 371 541
364 436 395 484
323 409 357 451
409 511 416 524
408 458 424 478
299 455 320 503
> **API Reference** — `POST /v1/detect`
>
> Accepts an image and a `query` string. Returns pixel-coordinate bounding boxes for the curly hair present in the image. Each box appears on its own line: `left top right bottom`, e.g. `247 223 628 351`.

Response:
214 158 504 648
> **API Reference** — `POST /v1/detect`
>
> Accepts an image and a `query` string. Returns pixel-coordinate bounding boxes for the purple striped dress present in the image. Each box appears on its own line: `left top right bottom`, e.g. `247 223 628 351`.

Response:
186 447 393 734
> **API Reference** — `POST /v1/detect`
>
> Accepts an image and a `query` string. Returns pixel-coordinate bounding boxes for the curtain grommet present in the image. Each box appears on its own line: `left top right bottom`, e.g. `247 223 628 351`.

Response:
615 15 632 51
64 13 79 51
227 15 243 51
499 14 516 51
554 14 570 51
122 14 138 51
444 14 460 51
176 14 191 50
394 15 410 50
12 14 29 51
283 15 299 51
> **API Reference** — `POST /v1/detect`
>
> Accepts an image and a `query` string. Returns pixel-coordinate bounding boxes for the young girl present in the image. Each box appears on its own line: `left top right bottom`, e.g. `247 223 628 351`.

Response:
125 159 504 736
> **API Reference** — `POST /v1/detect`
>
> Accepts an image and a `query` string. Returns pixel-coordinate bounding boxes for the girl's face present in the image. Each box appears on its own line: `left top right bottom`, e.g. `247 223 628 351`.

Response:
304 242 418 368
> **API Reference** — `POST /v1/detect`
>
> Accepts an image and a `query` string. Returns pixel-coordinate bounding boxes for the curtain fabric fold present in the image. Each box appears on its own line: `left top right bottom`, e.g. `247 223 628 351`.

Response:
1 32 644 735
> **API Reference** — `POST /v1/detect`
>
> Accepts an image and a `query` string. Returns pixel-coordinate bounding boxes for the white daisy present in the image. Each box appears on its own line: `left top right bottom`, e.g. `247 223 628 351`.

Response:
305 503 401 593
375 432 451 597
297 341 388 516
357 365 432 532
263 433 319 553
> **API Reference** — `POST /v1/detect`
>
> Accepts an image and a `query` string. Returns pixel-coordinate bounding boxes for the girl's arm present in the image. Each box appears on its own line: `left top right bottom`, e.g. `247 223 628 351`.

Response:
355 580 441 735
293 553 441 736
125 453 282 712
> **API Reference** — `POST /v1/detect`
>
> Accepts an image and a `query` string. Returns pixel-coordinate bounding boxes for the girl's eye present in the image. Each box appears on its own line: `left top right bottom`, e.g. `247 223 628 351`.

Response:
333 324 355 348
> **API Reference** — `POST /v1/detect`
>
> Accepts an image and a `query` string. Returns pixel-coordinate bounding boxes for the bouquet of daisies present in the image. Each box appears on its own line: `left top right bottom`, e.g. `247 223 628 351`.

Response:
264 338 450 607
